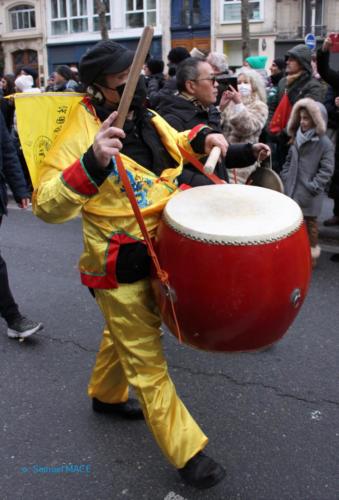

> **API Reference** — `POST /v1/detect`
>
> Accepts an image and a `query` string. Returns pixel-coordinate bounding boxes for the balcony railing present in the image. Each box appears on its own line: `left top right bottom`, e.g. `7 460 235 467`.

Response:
277 25 327 40
298 25 327 38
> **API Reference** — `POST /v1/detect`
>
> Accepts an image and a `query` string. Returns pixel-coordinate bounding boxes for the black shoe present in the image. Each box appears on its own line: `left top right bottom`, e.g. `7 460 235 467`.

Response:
92 398 144 420
7 316 43 339
178 451 226 489
330 253 339 262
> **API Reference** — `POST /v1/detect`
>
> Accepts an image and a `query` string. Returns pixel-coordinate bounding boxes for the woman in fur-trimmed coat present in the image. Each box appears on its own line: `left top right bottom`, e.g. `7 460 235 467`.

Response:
280 97 334 266
220 68 268 183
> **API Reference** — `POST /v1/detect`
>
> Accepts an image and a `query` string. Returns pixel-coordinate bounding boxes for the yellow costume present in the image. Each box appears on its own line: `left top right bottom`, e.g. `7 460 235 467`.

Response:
33 97 208 468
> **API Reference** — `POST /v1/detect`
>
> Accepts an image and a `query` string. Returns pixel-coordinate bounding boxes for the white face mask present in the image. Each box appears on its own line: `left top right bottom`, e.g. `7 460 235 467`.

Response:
238 82 252 97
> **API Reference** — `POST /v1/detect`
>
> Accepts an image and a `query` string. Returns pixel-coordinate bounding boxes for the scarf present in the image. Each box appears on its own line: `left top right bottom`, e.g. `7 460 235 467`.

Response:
295 126 317 148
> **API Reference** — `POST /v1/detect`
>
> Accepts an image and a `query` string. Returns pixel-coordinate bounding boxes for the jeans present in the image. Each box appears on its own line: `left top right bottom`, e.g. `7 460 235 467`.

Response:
0 216 20 324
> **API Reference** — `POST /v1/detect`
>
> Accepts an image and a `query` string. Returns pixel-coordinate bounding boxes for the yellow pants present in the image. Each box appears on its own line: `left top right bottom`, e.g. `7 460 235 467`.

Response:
88 278 208 468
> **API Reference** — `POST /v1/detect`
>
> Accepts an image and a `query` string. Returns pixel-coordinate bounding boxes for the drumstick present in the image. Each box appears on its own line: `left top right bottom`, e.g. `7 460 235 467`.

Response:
204 146 221 174
115 26 154 129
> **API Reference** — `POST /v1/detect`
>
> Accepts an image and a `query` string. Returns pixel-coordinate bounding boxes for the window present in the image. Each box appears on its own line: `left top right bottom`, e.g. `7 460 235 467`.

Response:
9 4 36 30
51 0 89 34
125 0 156 28
222 0 263 23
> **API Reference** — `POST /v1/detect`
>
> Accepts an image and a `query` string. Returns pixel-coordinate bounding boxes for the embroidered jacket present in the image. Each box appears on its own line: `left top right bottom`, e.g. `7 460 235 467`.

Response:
33 97 207 288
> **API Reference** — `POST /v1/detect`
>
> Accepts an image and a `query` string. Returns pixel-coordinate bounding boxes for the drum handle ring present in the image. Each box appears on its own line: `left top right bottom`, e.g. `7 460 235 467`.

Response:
290 288 302 308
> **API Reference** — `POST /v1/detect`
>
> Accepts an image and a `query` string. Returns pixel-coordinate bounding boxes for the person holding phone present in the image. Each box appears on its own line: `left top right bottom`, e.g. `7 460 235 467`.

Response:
157 57 270 186
219 69 268 184
316 34 339 235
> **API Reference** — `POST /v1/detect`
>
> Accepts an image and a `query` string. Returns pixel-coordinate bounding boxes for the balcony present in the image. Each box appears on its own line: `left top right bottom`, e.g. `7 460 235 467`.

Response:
276 25 326 41
297 25 327 38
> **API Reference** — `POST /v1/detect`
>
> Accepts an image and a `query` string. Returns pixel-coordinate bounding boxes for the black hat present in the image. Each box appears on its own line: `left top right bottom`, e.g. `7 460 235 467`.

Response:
21 66 38 80
79 40 135 86
55 65 74 81
167 47 190 65
147 58 164 75
273 58 285 71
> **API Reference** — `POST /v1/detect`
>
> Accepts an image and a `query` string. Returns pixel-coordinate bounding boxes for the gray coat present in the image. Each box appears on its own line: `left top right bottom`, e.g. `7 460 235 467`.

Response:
280 98 334 217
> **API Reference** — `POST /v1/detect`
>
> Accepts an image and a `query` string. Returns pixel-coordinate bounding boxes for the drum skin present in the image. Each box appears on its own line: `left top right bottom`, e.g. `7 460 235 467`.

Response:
152 219 311 352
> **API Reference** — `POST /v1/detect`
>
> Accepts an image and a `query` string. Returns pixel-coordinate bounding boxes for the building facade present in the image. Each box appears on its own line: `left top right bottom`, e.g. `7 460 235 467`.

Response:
0 0 48 84
0 0 338 84
45 1 165 74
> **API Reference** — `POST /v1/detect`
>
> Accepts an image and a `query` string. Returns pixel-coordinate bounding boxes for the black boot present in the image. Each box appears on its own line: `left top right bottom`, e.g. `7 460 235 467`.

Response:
92 398 144 420
178 451 226 489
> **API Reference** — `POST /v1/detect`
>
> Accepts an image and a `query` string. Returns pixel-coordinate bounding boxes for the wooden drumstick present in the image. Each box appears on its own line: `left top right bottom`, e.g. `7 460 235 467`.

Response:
115 26 154 129
204 146 221 174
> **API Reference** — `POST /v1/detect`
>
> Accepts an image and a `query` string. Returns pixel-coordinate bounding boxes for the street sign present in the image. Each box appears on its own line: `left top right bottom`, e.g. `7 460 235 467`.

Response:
305 33 316 50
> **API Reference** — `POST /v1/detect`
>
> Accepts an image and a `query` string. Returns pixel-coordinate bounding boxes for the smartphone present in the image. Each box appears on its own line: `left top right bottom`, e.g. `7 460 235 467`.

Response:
216 75 238 91
329 33 339 53
215 76 238 105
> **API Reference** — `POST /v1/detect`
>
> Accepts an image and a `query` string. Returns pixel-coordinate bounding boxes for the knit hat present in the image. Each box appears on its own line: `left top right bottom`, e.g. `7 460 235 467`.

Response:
15 74 34 92
55 65 74 81
273 58 285 71
286 44 312 74
167 47 190 65
147 58 164 75
245 56 268 69
79 40 135 86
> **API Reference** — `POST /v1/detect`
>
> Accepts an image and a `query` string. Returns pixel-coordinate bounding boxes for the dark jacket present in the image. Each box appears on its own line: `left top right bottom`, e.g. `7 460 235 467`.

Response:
324 86 339 130
0 112 29 215
157 94 256 186
316 49 339 96
277 72 325 106
316 48 339 199
147 77 179 109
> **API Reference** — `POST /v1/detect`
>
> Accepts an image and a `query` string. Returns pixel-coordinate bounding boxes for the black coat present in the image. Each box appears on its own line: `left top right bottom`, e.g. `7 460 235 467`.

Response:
157 94 256 186
0 112 29 215
317 48 339 199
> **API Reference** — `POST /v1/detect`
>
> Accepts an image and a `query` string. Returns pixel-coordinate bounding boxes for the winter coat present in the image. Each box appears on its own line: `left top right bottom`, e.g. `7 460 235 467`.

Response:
221 96 268 183
267 72 284 123
316 48 339 199
147 77 178 109
280 98 334 217
157 93 257 186
0 112 29 215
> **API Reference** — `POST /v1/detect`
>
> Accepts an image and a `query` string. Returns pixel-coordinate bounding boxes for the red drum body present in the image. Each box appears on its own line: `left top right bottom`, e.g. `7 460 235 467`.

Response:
152 184 311 352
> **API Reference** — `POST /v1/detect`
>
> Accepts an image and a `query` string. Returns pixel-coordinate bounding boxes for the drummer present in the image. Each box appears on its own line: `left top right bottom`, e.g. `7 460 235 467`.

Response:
33 40 228 490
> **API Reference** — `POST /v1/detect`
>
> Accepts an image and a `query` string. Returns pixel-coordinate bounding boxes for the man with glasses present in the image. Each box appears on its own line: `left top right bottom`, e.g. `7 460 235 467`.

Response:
157 57 270 186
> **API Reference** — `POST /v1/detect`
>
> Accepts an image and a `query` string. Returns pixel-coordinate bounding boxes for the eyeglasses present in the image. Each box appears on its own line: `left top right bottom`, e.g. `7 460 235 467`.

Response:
191 76 218 85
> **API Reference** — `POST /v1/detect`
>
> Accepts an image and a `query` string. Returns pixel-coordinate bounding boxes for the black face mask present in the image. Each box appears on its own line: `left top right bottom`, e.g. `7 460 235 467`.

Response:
116 75 147 112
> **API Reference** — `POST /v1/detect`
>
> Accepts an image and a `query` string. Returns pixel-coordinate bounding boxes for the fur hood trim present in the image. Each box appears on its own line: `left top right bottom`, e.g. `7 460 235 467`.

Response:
287 98 327 138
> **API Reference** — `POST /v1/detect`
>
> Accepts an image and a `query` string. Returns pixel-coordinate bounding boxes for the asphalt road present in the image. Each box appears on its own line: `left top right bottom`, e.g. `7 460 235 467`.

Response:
1 207 338 500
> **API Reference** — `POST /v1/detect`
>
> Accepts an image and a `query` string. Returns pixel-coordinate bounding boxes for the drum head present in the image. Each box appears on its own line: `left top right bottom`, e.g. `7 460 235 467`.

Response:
164 184 302 245
246 168 284 193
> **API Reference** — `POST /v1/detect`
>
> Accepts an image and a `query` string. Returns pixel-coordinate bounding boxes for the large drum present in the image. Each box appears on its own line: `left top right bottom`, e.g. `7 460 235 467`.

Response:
152 184 311 352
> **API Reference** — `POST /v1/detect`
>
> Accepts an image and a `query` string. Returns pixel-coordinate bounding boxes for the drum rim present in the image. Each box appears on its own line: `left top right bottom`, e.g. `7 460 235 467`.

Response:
163 185 304 245
162 213 304 245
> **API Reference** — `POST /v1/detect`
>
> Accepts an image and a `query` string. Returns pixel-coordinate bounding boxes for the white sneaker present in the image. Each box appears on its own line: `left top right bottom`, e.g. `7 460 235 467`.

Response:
7 316 43 339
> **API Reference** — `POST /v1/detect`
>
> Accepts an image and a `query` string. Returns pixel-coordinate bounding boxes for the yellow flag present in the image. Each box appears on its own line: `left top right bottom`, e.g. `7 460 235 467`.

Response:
15 92 84 187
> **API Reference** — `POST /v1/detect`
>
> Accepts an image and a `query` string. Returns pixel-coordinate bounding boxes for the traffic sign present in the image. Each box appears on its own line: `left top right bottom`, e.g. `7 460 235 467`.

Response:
305 33 316 50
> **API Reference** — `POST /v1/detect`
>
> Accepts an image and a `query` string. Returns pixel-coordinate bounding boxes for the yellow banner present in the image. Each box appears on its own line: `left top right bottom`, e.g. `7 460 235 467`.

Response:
15 92 84 187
